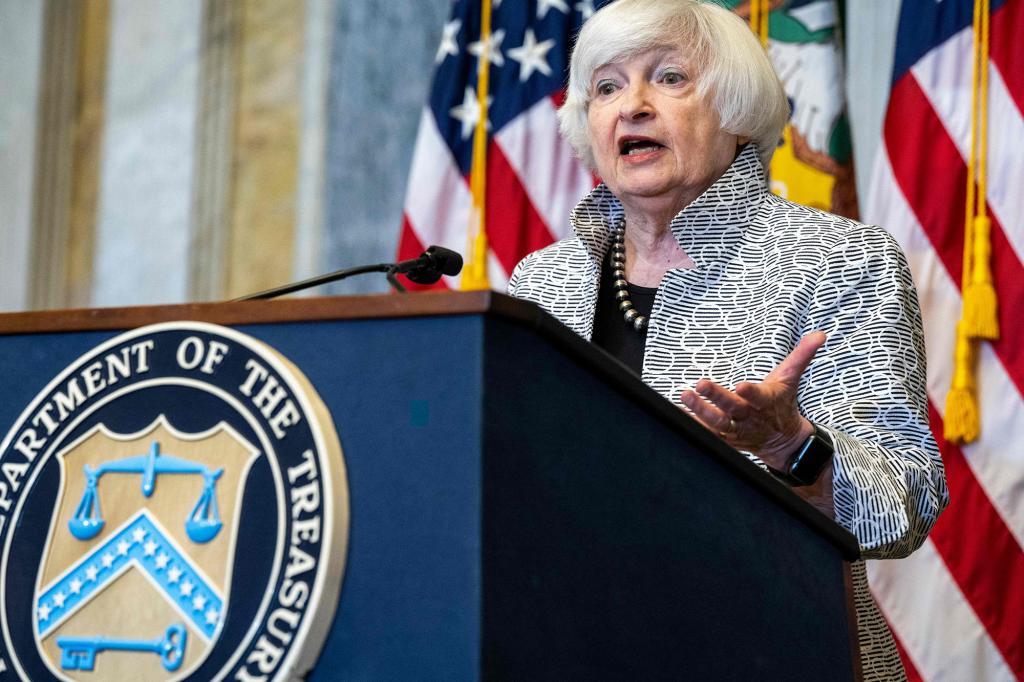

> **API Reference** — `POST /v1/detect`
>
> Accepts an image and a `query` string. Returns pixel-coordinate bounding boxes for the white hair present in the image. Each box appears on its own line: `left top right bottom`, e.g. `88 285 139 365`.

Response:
557 0 789 170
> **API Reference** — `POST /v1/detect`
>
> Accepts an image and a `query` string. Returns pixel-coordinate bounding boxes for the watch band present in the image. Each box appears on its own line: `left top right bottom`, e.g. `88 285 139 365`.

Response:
779 423 835 487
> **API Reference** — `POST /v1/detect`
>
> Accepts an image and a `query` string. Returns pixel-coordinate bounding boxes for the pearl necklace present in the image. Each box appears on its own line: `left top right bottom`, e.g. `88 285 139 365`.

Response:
610 223 648 333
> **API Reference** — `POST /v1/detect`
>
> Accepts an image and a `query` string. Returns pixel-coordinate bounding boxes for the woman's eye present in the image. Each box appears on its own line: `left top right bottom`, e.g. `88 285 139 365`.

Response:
661 70 686 85
595 80 617 96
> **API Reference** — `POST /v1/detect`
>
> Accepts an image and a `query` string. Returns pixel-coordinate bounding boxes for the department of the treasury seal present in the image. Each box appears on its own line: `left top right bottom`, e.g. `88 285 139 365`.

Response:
0 322 349 681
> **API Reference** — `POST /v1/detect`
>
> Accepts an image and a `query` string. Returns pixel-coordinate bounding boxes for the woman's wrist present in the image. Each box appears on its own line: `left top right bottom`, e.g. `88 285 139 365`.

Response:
758 417 815 470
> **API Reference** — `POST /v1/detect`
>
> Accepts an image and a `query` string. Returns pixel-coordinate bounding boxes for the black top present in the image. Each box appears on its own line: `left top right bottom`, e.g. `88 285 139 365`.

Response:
591 249 656 376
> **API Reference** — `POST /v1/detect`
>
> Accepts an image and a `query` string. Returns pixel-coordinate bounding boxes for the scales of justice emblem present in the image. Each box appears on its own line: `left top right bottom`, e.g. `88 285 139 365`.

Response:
34 417 259 679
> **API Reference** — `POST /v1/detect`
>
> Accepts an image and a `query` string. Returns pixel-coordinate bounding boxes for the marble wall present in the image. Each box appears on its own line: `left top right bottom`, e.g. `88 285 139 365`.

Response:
92 0 202 307
293 0 335 282
844 0 901 202
0 0 44 311
322 0 449 295
224 0 304 299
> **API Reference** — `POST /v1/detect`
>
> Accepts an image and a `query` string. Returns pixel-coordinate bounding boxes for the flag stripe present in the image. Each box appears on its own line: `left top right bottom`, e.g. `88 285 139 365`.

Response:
928 403 1024 679
990 0 1024 114
868 537 1014 681
402 108 475 288
493 95 594 243
484 140 557 277
398 214 428 262
911 22 1024 268
891 631 925 682
884 74 1024 400
884 75 966 283
889 0 1010 85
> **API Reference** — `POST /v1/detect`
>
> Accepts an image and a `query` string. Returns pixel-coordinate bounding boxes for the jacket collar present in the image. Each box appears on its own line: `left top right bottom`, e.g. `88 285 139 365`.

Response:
569 144 767 274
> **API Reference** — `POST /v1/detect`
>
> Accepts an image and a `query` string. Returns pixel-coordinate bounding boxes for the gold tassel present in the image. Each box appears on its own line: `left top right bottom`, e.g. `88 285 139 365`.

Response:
962 215 999 339
945 0 992 445
944 326 979 444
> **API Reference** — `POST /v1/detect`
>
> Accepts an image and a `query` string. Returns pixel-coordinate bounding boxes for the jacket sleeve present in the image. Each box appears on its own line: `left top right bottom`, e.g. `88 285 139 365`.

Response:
798 224 949 559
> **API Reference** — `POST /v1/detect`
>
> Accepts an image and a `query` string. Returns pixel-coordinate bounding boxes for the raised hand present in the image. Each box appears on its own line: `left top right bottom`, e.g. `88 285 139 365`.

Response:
678 331 826 470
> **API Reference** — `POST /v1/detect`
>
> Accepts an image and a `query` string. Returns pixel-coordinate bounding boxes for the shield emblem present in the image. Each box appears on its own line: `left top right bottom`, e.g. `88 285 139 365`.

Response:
33 416 259 680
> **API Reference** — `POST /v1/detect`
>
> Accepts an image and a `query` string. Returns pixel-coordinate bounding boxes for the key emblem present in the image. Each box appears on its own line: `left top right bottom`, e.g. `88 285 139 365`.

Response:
56 623 187 672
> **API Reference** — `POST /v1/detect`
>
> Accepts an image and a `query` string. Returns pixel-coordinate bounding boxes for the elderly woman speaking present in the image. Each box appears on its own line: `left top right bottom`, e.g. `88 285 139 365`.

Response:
508 0 948 678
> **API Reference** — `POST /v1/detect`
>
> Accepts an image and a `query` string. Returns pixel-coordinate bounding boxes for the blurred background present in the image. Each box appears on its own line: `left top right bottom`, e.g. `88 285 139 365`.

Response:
0 0 898 310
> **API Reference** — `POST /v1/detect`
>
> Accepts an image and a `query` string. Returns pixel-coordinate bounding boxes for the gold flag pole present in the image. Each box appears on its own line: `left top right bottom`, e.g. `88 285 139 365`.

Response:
461 0 494 291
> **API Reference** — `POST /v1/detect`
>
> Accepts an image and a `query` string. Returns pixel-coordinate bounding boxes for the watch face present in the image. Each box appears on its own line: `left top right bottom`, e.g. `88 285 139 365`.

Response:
787 428 834 486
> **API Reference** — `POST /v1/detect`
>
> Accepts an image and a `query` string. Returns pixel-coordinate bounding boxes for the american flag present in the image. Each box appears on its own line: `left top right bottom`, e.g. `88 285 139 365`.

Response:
864 0 1024 680
397 0 609 290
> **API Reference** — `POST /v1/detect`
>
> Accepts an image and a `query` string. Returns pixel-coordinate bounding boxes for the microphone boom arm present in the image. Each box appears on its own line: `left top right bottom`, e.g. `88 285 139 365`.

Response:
232 262 400 301
231 245 460 301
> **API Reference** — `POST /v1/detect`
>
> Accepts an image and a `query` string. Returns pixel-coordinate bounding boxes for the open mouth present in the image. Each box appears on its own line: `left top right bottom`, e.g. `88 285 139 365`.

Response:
619 138 665 156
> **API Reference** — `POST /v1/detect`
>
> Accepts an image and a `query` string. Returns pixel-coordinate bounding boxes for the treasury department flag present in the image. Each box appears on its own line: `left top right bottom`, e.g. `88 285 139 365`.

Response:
397 0 609 290
729 0 859 219
729 0 856 216
864 0 1024 680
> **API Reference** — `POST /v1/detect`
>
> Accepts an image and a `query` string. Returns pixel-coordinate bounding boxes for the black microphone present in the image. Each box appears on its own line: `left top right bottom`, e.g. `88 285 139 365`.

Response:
391 245 463 284
232 246 464 301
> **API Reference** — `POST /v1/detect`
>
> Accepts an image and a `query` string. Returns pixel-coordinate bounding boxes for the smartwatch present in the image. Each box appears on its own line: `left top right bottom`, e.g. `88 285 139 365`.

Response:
779 423 834 487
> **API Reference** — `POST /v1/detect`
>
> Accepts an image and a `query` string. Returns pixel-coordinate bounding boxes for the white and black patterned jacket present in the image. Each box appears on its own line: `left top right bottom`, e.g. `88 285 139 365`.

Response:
508 145 948 680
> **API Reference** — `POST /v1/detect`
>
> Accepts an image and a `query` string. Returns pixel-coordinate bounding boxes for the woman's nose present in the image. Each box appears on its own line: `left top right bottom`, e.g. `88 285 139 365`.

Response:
619 83 653 120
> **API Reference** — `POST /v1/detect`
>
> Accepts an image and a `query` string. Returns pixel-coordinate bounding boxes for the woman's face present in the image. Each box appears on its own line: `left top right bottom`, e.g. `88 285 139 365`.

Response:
586 47 744 213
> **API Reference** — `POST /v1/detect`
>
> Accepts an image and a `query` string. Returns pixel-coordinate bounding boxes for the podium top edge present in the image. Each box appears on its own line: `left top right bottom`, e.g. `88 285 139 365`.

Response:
0 291 507 335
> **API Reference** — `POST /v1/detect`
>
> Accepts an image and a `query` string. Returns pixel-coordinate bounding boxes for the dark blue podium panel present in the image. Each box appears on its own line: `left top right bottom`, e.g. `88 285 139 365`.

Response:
480 316 853 680
0 295 858 681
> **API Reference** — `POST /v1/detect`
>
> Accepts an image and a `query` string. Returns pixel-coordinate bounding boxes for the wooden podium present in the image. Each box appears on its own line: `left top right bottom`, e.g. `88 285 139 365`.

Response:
0 292 860 681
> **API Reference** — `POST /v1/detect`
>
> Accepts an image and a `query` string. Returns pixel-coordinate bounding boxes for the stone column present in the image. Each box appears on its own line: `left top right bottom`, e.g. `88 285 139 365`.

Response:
0 0 45 312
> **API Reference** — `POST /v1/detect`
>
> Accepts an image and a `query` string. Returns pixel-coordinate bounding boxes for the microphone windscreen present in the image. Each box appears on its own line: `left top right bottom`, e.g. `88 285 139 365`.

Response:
427 246 463 276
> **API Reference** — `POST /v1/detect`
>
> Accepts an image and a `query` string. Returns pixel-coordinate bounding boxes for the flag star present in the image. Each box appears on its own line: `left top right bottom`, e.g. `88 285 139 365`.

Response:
180 579 195 597
52 591 66 608
435 18 461 64
85 565 99 581
449 86 493 140
468 28 506 71
493 0 503 7
192 594 207 611
116 540 130 556
537 0 570 19
143 540 158 557
69 578 83 595
155 552 170 569
101 553 115 568
168 566 182 584
508 29 556 82
575 0 596 19
205 607 220 625
38 603 51 622
132 527 146 543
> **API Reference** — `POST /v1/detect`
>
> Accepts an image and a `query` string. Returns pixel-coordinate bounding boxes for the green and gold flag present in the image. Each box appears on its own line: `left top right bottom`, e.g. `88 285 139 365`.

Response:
728 0 858 218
